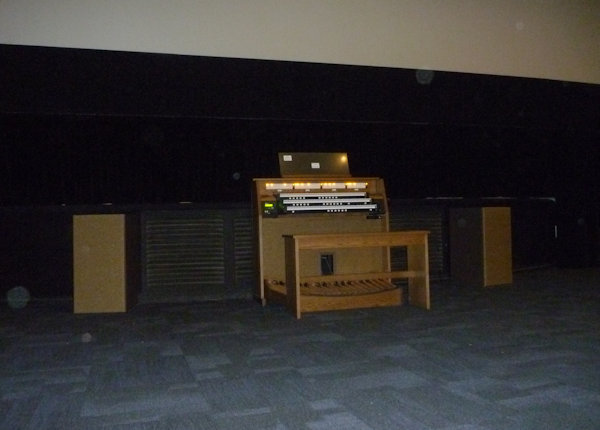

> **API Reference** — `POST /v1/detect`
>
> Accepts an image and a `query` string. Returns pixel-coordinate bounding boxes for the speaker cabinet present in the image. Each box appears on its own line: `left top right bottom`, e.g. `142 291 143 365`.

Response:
73 214 139 313
449 207 512 287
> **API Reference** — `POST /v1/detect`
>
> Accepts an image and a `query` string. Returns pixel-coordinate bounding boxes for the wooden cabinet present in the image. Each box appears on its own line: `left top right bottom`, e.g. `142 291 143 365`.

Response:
449 207 512 287
73 214 139 313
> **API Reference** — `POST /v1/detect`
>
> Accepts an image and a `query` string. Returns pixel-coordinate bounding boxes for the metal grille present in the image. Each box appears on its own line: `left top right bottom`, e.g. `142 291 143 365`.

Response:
233 215 255 284
145 215 224 283
141 207 255 303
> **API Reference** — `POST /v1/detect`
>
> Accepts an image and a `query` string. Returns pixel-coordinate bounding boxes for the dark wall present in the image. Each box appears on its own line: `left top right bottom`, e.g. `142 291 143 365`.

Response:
0 207 73 299
1 44 599 205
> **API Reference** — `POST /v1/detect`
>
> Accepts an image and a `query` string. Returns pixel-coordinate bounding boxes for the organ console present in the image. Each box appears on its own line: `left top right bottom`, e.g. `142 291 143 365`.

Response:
253 152 430 318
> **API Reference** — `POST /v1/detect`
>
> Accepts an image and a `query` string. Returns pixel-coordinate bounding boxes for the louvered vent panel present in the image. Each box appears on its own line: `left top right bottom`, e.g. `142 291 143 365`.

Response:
388 204 447 280
145 217 225 290
233 215 255 283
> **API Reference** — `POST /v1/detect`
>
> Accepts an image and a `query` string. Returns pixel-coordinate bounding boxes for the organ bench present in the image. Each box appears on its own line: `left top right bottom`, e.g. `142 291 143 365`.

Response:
283 231 430 318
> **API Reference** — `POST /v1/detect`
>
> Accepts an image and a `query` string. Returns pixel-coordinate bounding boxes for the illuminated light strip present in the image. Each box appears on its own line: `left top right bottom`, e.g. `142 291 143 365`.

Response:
265 183 294 190
292 182 321 190
345 182 368 189
321 182 347 189
267 182 368 190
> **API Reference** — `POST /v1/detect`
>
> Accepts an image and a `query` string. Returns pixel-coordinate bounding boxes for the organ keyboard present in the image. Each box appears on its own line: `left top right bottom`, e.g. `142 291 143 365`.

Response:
262 186 384 216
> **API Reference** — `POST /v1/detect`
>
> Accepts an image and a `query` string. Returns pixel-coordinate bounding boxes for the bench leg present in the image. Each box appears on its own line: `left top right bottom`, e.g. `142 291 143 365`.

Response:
284 237 302 318
407 242 430 310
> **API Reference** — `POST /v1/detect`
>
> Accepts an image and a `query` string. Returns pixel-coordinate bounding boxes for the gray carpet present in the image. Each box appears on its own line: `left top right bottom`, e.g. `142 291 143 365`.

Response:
1 268 599 429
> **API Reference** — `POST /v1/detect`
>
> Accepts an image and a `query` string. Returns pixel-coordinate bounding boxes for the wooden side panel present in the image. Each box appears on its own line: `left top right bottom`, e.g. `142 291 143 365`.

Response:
73 214 128 313
284 236 301 318
253 179 267 303
482 207 513 286
407 238 430 309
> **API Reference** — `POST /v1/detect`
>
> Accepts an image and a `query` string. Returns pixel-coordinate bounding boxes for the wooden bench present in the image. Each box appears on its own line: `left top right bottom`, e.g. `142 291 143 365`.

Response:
283 230 430 318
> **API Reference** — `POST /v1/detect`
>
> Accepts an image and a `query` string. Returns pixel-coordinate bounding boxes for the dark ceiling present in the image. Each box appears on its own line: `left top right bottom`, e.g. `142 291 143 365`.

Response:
1 44 599 205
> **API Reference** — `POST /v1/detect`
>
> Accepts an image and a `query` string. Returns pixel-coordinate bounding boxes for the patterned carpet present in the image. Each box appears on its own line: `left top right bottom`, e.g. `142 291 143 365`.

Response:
1 268 599 429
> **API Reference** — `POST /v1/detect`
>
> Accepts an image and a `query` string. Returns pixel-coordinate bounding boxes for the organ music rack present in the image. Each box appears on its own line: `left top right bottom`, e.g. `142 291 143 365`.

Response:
253 153 430 318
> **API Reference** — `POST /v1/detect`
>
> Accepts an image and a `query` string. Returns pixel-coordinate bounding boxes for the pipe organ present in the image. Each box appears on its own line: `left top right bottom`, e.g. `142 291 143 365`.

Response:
253 153 429 318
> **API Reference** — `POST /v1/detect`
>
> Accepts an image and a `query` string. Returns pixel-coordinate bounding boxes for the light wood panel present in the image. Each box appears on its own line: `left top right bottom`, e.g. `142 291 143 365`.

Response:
73 214 137 313
482 207 513 286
